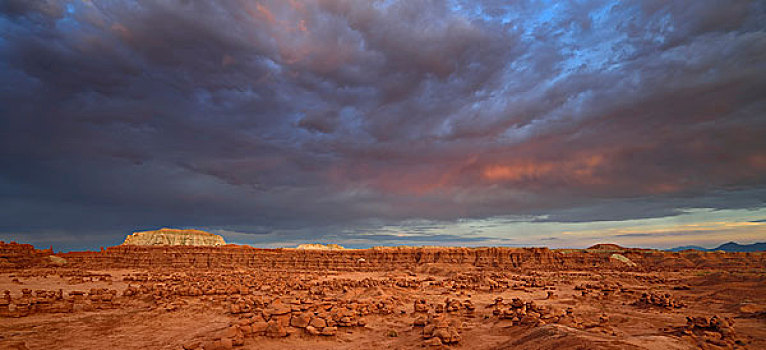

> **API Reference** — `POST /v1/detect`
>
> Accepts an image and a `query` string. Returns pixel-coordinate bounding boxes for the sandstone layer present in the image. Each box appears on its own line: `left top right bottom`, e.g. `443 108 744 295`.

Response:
122 228 225 247
0 242 56 269
56 244 766 272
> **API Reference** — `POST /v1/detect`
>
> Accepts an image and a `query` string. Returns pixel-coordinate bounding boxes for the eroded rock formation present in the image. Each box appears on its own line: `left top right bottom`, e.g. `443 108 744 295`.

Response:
122 228 225 247
54 244 766 272
295 243 345 250
0 242 55 270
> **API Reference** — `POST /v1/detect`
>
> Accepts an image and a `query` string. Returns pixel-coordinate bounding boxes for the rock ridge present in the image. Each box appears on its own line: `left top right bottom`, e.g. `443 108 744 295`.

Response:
55 244 766 271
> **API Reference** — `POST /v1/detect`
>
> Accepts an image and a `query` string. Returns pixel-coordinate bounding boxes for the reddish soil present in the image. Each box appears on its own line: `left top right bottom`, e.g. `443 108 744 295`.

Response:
1 242 764 349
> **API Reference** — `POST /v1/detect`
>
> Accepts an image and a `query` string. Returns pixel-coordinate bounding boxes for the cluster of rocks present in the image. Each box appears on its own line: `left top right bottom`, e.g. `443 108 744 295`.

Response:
117 270 449 316
122 271 415 296
435 272 558 294
182 297 373 349
490 297 578 327
80 288 119 308
511 275 555 289
574 282 623 298
66 273 112 284
439 298 473 314
678 315 744 347
117 270 441 349
414 314 462 346
423 297 476 315
633 292 685 309
0 288 119 317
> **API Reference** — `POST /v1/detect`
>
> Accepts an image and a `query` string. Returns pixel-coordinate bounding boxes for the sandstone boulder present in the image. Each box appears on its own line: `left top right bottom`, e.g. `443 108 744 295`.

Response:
290 313 311 328
265 320 287 337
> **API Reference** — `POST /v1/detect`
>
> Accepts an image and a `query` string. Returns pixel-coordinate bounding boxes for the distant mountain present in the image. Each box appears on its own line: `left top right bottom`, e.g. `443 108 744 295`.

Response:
667 245 708 252
667 242 766 252
713 242 766 252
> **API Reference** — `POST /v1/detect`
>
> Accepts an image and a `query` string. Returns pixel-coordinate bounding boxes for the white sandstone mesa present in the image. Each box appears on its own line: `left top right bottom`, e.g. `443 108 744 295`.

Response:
122 228 225 246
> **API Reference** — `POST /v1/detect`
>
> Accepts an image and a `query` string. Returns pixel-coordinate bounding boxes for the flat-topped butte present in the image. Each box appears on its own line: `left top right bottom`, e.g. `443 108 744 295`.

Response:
122 228 225 246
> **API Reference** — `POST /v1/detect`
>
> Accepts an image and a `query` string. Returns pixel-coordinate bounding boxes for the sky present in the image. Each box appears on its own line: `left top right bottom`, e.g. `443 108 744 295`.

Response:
1 0 765 251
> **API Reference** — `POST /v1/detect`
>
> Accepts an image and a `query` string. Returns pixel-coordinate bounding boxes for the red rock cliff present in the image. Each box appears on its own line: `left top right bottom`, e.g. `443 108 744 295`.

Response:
0 241 55 269
56 245 766 271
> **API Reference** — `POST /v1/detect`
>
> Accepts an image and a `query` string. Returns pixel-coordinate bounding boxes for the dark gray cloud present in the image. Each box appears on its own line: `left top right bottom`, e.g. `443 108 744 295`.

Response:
1 0 765 250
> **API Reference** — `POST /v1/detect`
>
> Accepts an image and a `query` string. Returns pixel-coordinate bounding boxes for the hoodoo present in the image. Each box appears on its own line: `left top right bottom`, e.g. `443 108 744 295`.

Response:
122 228 225 246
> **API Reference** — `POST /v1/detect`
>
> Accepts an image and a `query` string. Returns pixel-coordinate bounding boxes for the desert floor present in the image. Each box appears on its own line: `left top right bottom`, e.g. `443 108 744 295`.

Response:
1 266 764 349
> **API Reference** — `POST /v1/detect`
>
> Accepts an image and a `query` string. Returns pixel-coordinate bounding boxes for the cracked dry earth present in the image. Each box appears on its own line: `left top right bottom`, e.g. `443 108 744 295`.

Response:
1 265 765 350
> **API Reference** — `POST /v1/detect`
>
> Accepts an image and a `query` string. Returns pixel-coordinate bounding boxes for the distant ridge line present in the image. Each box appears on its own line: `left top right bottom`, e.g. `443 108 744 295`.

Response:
667 241 766 252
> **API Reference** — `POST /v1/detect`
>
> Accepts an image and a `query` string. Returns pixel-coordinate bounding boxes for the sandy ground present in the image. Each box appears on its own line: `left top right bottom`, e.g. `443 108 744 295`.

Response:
1 267 764 349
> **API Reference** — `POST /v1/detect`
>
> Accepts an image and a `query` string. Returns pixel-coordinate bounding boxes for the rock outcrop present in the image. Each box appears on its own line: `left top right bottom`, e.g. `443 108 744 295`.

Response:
0 241 55 270
295 243 345 250
609 253 636 267
122 228 225 247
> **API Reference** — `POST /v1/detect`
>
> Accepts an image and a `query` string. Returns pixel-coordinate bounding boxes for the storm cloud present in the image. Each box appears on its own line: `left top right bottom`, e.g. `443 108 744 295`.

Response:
1 0 765 250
